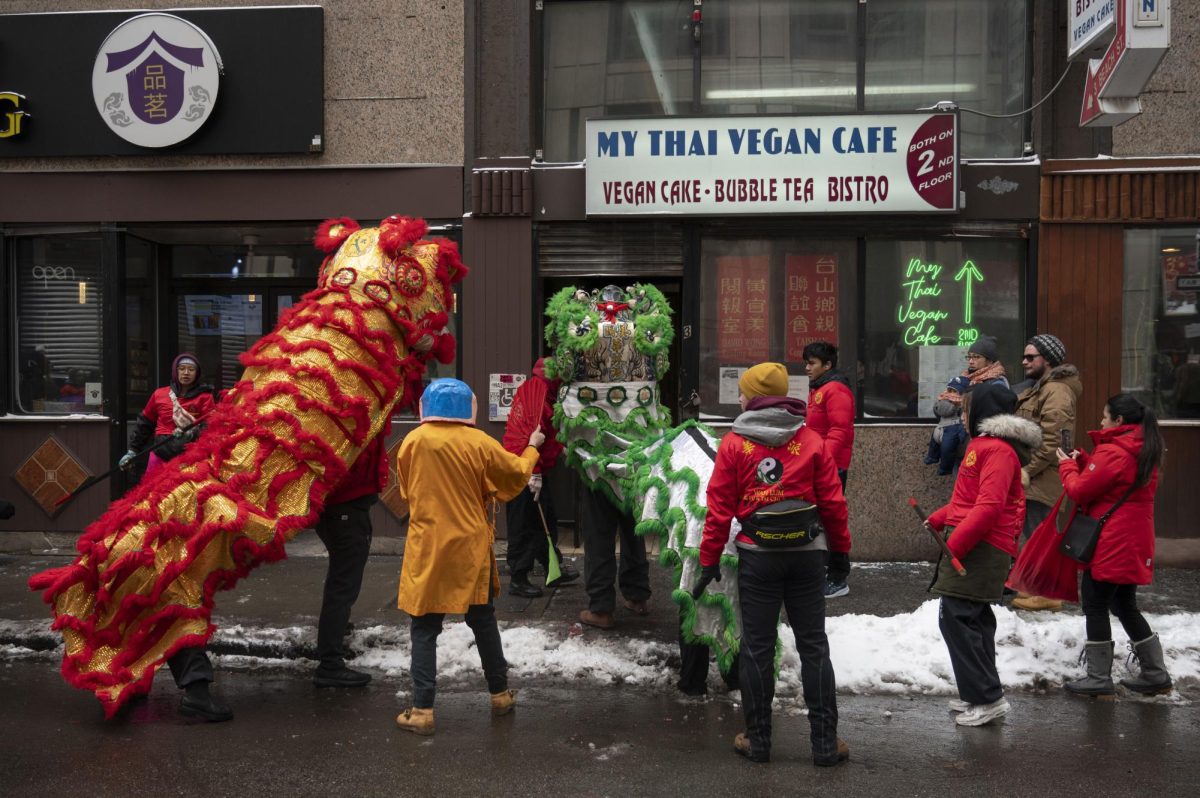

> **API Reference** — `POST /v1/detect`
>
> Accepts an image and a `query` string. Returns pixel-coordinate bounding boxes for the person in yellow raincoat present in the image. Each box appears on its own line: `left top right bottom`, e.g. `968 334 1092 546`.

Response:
394 378 545 736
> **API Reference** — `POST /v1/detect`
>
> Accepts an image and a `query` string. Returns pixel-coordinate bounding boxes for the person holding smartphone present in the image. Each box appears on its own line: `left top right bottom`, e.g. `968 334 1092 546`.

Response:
1055 393 1173 697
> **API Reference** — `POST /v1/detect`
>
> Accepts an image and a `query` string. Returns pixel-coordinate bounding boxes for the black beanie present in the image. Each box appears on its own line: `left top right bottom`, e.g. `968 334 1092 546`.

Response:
968 334 999 363
968 382 1017 438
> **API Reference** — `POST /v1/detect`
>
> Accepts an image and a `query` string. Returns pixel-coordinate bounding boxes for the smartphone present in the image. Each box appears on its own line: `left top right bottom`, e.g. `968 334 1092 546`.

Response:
1060 428 1073 452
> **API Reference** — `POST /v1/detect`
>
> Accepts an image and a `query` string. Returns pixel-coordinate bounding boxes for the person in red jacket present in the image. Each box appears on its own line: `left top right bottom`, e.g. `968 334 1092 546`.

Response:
802 341 856 598
311 434 389 689
1057 393 1172 697
501 358 580 597
925 382 1040 727
697 362 850 767
120 353 217 476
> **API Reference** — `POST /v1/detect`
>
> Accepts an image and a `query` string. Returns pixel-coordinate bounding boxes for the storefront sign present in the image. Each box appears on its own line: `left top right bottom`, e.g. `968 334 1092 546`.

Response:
0 91 29 138
1080 0 1171 127
1069 0 1116 61
488 373 526 422
716 257 770 362
785 255 838 361
586 113 958 216
92 14 222 148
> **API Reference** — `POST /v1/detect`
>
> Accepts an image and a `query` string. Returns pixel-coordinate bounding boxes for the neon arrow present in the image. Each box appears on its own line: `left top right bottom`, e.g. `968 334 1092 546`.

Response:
955 259 983 324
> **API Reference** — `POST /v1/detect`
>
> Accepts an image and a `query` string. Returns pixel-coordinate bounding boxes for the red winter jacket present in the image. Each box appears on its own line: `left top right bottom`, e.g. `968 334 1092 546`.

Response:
326 435 389 505
1059 425 1157 585
806 374 855 470
139 384 216 439
700 421 850 567
927 436 1024 560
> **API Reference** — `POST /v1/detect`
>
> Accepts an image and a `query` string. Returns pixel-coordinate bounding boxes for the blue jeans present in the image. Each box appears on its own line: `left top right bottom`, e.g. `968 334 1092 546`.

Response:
926 423 966 475
410 601 507 708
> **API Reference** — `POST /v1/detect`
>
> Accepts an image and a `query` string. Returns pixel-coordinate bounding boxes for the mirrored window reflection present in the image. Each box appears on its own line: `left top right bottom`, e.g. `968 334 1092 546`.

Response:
701 1 857 116
864 0 1027 158
1123 228 1200 420
14 237 104 414
863 238 1025 418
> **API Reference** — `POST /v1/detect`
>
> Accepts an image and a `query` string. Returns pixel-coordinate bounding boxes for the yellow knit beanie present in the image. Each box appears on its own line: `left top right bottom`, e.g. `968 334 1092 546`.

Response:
739 362 789 400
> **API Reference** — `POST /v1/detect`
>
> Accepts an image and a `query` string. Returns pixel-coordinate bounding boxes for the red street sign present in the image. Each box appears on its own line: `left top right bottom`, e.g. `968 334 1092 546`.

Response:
1080 1 1127 126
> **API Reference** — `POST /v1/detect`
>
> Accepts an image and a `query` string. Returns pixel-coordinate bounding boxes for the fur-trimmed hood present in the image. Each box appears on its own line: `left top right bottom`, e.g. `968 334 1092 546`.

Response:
978 413 1041 466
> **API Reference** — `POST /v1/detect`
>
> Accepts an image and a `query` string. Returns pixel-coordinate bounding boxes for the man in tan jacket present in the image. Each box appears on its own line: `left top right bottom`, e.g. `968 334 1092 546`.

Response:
1012 333 1082 611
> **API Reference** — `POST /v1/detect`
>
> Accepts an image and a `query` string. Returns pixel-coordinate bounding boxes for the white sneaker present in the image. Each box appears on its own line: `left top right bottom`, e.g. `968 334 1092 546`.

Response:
947 698 970 713
955 698 1010 726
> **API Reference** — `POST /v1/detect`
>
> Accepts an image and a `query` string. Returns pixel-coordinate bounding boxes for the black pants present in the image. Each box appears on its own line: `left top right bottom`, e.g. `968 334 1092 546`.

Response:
409 601 507 708
314 496 374 671
678 631 740 695
505 480 564 582
1081 572 1153 642
168 646 214 689
580 486 649 614
938 596 1002 705
737 548 838 760
826 470 851 583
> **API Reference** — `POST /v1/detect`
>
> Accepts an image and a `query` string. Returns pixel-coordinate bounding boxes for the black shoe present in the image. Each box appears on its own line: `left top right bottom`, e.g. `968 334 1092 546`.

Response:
546 569 580 588
509 581 543 598
313 666 372 688
179 690 233 722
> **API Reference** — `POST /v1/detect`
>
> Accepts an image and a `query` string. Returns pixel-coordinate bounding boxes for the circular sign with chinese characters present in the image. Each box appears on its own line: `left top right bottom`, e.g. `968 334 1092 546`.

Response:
91 13 222 148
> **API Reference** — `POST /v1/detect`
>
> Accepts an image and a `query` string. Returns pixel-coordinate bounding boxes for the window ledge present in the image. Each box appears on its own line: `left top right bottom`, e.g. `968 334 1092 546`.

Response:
1 413 107 422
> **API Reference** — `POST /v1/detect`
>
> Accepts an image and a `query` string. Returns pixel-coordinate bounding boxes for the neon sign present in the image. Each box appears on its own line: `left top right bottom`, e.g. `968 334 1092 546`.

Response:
897 257 986 347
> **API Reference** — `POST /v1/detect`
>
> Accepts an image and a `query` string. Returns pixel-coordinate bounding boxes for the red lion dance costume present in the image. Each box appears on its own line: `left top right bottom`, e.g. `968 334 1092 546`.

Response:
29 215 465 716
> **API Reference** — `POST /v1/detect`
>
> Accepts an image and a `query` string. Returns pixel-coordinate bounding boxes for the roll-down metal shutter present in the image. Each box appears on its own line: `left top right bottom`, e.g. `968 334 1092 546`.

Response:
537 221 684 277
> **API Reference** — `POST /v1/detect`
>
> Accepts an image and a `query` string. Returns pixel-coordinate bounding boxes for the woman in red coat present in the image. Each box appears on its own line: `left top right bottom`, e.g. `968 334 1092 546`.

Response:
120 353 217 476
925 382 1041 727
1058 393 1172 697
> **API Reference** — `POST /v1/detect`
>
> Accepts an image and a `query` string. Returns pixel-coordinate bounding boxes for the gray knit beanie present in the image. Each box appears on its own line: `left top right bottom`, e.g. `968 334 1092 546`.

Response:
1028 334 1066 367
968 335 999 363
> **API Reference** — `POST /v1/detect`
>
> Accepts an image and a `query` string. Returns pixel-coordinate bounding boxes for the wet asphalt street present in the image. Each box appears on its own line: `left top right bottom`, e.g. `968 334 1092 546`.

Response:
1 657 1196 798
3 551 1198 797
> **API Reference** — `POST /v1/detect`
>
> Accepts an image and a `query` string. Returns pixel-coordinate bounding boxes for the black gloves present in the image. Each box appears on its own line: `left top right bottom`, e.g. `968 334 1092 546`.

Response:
691 563 723 599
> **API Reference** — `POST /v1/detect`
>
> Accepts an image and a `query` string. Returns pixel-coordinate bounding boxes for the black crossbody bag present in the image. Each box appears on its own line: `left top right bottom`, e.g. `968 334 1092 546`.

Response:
742 499 823 548
1059 484 1137 564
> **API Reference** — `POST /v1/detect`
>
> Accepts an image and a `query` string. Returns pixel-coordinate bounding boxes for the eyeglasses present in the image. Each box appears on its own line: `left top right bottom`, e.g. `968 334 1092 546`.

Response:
1021 354 1040 361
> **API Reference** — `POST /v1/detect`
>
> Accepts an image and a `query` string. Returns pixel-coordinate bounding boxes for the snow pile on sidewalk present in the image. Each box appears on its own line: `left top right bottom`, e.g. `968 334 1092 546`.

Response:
6 601 1198 698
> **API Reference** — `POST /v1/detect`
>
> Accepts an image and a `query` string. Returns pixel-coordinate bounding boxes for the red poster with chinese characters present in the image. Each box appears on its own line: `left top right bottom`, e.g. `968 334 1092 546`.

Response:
717 256 770 362
785 255 838 361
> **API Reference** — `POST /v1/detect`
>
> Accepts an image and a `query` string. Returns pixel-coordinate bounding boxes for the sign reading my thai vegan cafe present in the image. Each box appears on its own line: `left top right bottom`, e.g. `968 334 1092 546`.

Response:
586 112 958 216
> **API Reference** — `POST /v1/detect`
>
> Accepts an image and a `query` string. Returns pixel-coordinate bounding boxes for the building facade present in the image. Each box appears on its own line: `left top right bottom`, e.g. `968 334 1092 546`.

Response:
3 1 1197 564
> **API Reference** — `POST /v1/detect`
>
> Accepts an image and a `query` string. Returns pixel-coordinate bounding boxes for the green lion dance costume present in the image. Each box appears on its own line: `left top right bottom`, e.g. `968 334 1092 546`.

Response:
544 284 741 673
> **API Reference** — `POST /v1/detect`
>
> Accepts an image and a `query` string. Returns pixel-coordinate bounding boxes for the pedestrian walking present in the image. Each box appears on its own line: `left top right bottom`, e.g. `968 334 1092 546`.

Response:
1058 393 1173 697
311 434 387 689
1013 333 1082 611
501 358 579 598
698 362 851 766
802 342 856 599
394 379 545 736
924 382 1040 727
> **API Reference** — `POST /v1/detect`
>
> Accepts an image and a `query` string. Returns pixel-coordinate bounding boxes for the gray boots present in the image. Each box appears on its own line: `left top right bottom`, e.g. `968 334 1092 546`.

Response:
1120 633 1173 695
1065 640 1115 696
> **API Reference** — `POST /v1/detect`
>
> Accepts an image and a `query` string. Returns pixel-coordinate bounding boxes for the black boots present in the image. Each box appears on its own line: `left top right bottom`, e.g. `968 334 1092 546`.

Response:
179 681 233 722
1065 640 1115 696
1120 633 1173 695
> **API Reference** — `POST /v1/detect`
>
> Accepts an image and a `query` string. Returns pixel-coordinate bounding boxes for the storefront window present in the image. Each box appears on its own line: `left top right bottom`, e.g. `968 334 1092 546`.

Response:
12 236 104 414
1122 228 1200 420
863 238 1025 418
864 1 1027 158
699 236 858 420
543 0 1029 161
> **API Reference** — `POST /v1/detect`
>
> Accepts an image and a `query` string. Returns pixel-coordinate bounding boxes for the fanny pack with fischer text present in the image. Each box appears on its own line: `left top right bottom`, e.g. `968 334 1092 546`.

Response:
742 499 823 548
